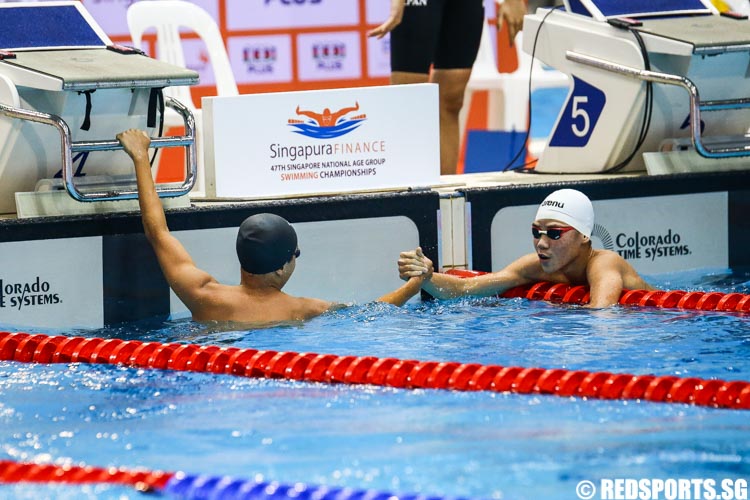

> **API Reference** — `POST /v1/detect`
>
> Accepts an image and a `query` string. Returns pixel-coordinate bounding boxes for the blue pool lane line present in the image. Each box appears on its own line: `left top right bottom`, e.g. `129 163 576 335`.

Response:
0 459 474 500
166 472 472 500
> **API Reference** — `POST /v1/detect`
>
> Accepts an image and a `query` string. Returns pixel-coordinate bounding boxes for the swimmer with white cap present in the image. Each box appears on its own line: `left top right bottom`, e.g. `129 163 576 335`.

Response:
398 188 657 308
117 129 426 325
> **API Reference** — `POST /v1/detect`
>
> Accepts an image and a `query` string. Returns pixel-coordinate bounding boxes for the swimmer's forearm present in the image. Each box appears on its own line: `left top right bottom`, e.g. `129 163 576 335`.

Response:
422 272 516 299
133 152 168 240
420 273 468 299
377 277 423 306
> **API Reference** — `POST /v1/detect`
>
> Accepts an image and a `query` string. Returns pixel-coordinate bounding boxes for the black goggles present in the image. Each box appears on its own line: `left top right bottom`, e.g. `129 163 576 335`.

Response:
531 225 576 240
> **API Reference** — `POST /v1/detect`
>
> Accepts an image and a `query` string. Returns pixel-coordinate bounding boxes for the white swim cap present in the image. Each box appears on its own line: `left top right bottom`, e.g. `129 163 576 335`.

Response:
534 189 594 238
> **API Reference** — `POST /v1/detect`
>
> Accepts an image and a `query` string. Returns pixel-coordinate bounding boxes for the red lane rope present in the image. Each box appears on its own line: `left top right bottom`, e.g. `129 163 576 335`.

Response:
0 459 172 491
445 269 750 312
1 332 748 410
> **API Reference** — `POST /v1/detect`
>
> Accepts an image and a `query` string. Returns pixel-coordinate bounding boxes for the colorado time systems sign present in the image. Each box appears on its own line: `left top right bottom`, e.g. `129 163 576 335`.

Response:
591 225 691 261
490 192 728 275
0 277 61 311
0 238 104 328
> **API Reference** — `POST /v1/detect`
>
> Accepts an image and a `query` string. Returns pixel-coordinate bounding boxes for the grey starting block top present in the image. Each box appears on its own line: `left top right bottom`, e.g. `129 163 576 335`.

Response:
1 49 199 91
635 15 750 54
0 2 197 91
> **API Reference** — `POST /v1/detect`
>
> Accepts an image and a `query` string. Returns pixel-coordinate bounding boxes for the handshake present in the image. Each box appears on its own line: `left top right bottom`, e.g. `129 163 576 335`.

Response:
398 247 434 282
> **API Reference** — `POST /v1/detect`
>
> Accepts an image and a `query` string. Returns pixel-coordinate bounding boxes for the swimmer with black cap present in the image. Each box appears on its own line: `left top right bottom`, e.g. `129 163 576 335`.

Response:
117 129 427 325
398 189 657 308
236 213 299 275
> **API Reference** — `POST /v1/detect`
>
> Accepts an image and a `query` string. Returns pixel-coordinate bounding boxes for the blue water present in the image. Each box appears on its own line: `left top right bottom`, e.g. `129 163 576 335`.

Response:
1 268 750 500
530 87 568 140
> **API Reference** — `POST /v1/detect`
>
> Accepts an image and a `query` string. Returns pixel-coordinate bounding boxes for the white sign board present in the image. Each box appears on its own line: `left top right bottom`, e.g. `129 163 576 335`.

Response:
0 237 103 329
490 192 728 276
203 84 440 198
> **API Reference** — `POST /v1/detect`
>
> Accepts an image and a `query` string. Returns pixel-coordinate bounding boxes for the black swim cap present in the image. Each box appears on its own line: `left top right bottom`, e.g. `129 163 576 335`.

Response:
236 213 298 274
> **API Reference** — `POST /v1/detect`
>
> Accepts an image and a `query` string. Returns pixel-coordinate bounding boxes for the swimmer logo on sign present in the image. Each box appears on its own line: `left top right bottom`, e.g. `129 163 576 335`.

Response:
288 102 366 139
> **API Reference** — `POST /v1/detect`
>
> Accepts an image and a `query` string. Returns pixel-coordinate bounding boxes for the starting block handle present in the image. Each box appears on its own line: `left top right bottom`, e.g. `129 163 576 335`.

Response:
72 135 194 153
566 50 750 159
0 96 197 202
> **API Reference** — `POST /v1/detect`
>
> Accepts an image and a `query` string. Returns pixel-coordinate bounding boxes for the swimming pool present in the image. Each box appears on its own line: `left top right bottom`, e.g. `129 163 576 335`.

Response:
1 268 749 500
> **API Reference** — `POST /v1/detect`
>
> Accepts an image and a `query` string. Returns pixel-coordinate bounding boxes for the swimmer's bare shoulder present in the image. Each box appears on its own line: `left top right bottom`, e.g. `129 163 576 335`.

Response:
295 296 344 320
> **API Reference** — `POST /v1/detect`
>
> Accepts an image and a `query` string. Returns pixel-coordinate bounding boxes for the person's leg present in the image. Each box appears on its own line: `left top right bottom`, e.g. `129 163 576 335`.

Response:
390 71 429 86
389 1 439 79
430 68 472 175
389 1 443 171
432 0 484 175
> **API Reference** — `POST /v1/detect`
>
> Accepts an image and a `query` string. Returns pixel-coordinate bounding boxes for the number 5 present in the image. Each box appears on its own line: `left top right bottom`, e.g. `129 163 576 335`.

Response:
571 96 590 138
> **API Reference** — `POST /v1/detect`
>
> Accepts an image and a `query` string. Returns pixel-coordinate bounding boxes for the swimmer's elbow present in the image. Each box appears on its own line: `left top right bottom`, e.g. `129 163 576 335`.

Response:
583 302 614 309
585 297 620 309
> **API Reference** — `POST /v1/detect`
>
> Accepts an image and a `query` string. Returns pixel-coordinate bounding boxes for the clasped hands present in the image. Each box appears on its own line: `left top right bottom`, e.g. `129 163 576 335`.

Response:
398 247 433 282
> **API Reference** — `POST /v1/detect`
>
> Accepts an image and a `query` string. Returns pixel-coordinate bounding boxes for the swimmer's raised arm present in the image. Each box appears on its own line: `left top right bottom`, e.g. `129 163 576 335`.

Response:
117 129 217 312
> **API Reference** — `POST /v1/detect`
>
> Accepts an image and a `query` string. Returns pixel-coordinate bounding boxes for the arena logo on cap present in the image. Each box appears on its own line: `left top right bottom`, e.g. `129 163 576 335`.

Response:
287 102 367 139
541 200 565 209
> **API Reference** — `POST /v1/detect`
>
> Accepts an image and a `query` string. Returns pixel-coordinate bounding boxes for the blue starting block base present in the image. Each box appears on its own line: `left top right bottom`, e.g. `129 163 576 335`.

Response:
463 130 528 173
463 86 568 173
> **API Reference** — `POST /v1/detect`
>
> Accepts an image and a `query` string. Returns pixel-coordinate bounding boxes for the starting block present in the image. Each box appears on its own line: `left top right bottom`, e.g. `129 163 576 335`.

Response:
0 1 199 216
523 0 750 173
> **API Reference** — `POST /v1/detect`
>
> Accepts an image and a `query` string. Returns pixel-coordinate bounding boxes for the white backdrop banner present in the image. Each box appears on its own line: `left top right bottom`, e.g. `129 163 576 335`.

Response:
226 0 358 30
203 83 440 198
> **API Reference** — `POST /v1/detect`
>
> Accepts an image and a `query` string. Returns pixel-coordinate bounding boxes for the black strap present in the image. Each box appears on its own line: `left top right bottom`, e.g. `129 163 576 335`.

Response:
78 90 95 131
147 88 165 129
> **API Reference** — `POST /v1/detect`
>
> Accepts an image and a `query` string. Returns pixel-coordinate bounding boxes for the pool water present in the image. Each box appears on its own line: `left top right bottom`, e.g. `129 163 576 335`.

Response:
1 268 749 500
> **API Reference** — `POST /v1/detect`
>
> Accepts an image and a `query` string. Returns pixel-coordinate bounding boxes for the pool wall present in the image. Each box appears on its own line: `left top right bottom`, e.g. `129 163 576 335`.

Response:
0 191 437 328
0 170 748 329
461 171 750 273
